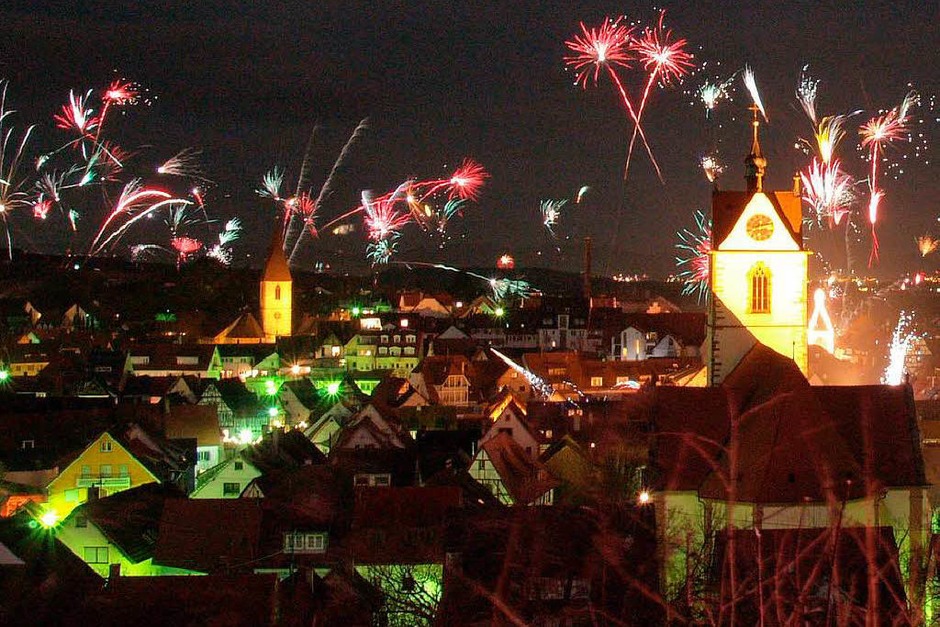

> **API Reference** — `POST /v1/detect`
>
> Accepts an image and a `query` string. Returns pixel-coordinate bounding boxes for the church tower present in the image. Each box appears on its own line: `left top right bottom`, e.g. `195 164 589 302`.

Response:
706 105 809 385
260 223 292 342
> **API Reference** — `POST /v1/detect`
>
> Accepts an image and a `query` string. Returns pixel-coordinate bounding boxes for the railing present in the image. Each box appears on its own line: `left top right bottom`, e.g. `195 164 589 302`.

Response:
76 475 132 489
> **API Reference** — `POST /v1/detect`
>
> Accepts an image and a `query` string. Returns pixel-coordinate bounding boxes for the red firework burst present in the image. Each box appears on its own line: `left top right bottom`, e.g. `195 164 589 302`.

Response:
564 18 635 88
630 13 694 83
448 159 489 201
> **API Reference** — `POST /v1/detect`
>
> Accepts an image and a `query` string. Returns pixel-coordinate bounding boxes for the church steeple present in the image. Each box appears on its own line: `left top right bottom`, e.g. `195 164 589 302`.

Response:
744 103 767 192
259 221 292 342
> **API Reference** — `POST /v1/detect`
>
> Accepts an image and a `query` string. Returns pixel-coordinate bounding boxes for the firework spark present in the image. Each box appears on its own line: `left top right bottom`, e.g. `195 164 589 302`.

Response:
697 75 735 115
0 81 36 257
563 17 634 88
675 209 711 301
742 65 767 121
883 311 916 385
700 153 725 183
800 159 855 227
540 199 567 236
796 66 819 123
576 185 590 203
917 235 939 258
157 147 207 179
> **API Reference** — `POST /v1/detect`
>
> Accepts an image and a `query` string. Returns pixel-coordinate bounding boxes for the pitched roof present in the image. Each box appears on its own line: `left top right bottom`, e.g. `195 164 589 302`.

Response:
711 188 803 249
75 483 183 563
214 311 266 341
262 225 292 282
163 404 221 448
479 432 558 504
153 499 264 573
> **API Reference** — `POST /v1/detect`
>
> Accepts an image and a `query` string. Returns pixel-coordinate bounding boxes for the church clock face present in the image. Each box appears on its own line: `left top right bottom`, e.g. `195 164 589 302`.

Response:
746 214 774 241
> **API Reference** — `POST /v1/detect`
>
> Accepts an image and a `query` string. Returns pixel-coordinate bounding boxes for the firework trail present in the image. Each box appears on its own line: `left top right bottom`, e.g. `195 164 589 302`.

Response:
257 167 284 200
540 199 567 236
287 118 370 264
576 185 590 203
883 311 916 385
622 11 694 180
0 81 36 257
388 259 535 300
157 147 208 179
796 66 819 124
366 235 399 265
859 90 918 266
207 218 242 266
742 65 767 121
564 17 662 180
491 348 553 399
675 209 711 302
362 187 411 242
917 235 938 258
282 124 321 259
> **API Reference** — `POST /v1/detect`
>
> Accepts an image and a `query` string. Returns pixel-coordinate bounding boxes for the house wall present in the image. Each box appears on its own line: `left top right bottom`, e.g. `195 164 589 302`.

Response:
190 458 262 499
45 433 159 519
469 449 513 505
57 516 195 578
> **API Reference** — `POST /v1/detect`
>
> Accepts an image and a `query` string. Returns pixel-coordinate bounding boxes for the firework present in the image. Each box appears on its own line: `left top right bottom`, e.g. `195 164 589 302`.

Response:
366 234 399 265
741 65 767 121
623 11 694 179
53 90 98 137
207 218 242 266
540 199 567 236
285 118 369 264
171 236 203 269
800 159 855 227
563 17 634 89
491 348 553 398
257 167 284 200
883 311 916 385
700 153 724 183
446 159 489 201
157 147 206 179
576 186 590 203
796 66 819 123
0 81 36 257
917 235 938 258
564 16 661 180
697 75 735 115
675 209 711 301
32 198 52 220
362 187 411 242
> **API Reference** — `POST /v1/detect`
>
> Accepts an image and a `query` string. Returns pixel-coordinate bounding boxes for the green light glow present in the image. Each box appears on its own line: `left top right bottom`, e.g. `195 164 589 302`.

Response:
326 381 341 396
39 510 60 528
0 369 8 382
494 306 505 317
267 407 279 418
351 306 361 317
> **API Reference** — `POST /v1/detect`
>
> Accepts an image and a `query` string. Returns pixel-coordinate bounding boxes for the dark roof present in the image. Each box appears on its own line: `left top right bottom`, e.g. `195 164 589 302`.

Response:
244 429 327 473
283 378 321 409
83 573 280 626
73 483 184 563
711 188 803 249
153 499 264 573
163 404 221 447
479 432 558 504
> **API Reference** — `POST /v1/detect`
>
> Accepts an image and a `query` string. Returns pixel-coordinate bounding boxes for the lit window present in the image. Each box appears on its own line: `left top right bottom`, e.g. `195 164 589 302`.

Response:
100 439 112 453
275 285 281 300
590 376 603 387
748 262 771 314
223 482 241 496
84 546 109 564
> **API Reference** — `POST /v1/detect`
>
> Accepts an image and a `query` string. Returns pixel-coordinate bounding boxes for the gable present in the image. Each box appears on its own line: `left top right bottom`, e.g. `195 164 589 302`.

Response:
717 192 800 251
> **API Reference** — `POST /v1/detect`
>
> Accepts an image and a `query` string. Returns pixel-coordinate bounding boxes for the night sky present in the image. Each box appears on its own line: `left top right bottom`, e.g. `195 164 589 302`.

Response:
1 0 938 278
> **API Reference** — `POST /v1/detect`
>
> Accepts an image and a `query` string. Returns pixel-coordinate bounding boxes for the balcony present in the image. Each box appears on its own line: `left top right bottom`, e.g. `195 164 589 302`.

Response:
76 475 132 489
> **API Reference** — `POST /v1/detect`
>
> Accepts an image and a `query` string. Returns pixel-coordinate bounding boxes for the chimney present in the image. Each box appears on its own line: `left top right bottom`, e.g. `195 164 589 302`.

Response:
109 563 121 581
582 237 592 301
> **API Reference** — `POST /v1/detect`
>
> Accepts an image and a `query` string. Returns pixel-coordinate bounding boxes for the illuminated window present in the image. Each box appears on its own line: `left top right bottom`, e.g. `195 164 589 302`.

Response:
223 482 241 496
84 546 109 563
275 285 281 300
100 439 112 453
590 376 603 387
748 262 771 314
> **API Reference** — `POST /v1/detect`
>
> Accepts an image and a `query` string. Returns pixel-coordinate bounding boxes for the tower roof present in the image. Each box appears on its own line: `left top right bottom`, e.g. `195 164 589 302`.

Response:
262 223 292 282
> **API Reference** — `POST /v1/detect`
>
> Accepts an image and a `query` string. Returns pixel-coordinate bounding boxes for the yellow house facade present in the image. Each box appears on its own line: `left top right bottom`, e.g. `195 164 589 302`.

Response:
45 432 160 519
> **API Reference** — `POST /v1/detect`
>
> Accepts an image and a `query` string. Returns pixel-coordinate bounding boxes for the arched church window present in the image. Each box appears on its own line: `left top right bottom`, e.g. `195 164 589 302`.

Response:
275 285 281 301
748 262 771 313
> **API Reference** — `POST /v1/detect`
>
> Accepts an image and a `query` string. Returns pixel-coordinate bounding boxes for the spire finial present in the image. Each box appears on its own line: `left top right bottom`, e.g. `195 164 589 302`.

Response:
744 103 767 192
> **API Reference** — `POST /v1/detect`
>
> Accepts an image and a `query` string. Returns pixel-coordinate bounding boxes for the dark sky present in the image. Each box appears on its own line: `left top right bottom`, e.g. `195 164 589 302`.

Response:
1 0 938 278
